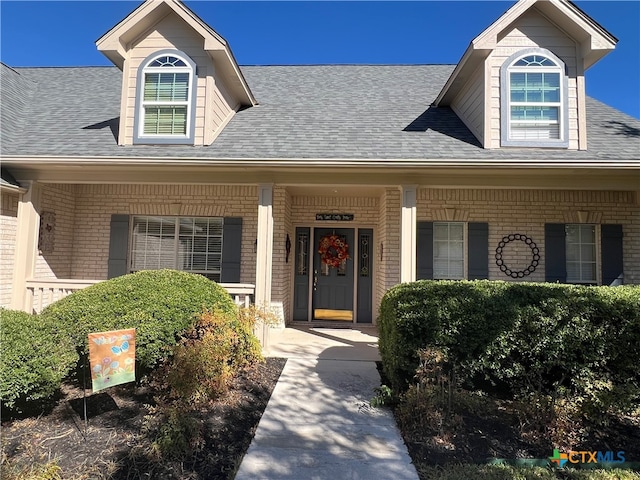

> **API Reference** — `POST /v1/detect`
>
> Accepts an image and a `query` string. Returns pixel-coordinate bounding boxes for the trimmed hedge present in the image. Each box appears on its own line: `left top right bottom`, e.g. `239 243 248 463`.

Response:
0 309 76 412
379 280 640 411
40 270 237 371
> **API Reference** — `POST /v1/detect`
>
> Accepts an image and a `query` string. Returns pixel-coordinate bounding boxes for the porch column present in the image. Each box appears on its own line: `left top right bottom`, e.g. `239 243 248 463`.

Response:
11 181 41 312
400 185 417 283
255 184 274 308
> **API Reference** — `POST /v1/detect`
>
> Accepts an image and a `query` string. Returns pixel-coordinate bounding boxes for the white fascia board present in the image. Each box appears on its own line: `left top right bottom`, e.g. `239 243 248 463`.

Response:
3 155 639 170
0 183 27 194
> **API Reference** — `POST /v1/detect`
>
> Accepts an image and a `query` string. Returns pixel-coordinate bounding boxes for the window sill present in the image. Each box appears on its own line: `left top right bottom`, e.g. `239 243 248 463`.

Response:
501 138 569 149
133 136 194 146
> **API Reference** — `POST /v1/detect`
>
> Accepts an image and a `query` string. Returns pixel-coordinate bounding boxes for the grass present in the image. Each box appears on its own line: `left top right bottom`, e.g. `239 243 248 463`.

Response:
416 464 640 480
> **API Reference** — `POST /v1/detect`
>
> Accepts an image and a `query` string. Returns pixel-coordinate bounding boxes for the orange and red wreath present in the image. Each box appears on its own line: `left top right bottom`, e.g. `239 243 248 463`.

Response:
318 234 350 268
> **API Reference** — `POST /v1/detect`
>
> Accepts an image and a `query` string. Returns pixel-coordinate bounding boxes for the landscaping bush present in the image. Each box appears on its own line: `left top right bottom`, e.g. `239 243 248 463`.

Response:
40 270 238 373
165 308 263 405
378 280 640 418
0 309 76 412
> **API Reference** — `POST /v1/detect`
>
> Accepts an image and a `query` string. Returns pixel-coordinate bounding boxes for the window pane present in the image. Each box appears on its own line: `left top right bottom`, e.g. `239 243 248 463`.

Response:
565 224 597 283
581 244 596 262
207 254 222 271
511 106 558 121
207 237 222 253
450 241 463 258
131 216 224 278
449 223 464 239
144 107 187 135
130 216 176 271
434 224 449 240
208 220 223 236
433 222 464 280
450 261 464 278
566 244 579 261
566 225 579 242
144 73 188 101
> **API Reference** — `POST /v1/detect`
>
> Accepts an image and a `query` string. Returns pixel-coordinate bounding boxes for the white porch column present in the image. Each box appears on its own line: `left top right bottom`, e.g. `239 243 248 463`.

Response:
11 181 41 312
400 185 417 283
255 184 274 308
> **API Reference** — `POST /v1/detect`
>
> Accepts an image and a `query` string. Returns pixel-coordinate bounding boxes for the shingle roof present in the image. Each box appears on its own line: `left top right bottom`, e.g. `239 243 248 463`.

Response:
0 63 37 153
1 65 639 161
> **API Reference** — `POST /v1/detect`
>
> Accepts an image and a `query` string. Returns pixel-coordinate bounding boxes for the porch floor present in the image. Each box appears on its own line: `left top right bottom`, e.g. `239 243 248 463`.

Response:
235 326 418 479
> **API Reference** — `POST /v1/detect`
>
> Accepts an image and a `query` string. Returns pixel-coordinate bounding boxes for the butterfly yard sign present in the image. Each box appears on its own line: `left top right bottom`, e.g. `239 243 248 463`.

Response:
88 329 136 392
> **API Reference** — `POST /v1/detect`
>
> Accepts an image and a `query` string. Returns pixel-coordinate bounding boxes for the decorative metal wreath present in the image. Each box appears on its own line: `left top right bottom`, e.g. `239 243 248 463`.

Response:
318 234 350 268
495 233 539 278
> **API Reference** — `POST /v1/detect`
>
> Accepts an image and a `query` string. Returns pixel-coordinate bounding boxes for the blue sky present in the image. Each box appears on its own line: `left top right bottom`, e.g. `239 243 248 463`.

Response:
1 1 638 118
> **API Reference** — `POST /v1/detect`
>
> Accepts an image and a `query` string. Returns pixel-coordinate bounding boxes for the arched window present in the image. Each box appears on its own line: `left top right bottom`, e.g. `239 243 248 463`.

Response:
134 50 196 144
500 48 568 147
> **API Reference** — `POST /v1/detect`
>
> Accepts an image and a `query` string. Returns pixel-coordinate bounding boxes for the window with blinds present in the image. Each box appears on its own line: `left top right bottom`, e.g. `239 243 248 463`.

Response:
433 222 464 280
501 50 567 147
566 224 597 284
135 51 195 144
130 216 224 282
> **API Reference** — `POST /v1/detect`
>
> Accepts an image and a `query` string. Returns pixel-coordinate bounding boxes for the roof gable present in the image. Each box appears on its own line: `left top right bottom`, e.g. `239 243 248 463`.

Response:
96 0 256 106
435 0 617 106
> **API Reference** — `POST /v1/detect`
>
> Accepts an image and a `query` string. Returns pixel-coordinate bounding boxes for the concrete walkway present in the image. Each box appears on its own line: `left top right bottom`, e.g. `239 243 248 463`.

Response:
235 326 419 480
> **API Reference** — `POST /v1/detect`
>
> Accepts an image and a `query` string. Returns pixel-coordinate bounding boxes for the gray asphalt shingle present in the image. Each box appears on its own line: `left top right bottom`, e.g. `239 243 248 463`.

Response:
1 64 638 161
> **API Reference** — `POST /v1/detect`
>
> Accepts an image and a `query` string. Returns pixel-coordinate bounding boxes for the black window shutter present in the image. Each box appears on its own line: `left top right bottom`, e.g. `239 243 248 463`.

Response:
221 217 242 283
417 222 433 280
108 214 129 279
468 222 489 280
601 224 623 286
545 223 566 283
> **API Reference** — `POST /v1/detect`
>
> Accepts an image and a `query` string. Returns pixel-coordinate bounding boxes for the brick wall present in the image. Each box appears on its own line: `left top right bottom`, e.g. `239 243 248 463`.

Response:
35 184 76 280
289 194 380 323
21 184 637 321
271 186 290 325
376 188 401 316
71 184 258 284
0 191 19 307
417 189 640 285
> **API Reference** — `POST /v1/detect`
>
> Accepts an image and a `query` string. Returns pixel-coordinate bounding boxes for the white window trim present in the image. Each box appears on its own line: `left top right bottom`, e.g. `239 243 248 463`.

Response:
133 50 197 145
565 223 600 285
500 48 569 148
433 221 467 280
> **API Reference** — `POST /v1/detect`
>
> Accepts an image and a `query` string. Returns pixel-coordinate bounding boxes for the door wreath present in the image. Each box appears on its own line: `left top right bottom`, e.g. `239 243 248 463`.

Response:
318 234 349 268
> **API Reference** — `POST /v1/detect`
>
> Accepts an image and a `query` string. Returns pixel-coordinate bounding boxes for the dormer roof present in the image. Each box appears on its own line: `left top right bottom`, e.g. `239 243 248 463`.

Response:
435 0 617 106
96 0 256 106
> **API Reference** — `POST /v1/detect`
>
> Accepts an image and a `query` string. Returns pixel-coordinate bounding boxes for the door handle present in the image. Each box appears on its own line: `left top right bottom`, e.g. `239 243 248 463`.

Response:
313 270 318 291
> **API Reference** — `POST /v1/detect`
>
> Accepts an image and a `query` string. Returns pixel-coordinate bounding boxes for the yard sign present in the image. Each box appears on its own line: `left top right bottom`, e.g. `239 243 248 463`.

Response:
88 329 136 392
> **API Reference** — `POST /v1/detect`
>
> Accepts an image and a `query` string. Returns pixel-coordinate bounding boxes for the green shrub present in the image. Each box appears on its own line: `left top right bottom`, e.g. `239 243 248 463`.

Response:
143 405 205 460
165 308 263 405
378 280 640 419
40 270 238 372
0 309 75 412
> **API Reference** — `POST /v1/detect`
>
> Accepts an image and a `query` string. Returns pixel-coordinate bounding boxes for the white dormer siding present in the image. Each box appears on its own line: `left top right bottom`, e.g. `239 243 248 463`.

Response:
438 0 615 151
120 13 236 146
450 63 485 147
487 8 581 149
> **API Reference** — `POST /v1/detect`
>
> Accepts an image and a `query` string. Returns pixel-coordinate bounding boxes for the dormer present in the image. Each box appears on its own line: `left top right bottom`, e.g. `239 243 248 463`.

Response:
96 0 256 146
434 0 617 150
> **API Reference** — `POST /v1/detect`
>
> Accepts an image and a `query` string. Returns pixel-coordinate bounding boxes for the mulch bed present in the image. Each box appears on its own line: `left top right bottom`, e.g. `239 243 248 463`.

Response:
1 357 286 480
396 398 640 468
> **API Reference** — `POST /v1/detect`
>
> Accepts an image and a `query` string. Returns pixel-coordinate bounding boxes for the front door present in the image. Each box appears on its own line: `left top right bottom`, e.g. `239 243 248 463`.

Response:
313 228 354 321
